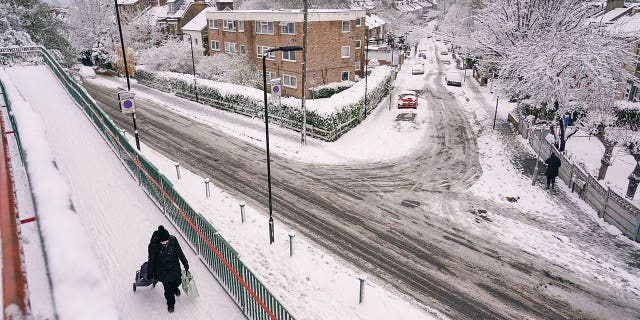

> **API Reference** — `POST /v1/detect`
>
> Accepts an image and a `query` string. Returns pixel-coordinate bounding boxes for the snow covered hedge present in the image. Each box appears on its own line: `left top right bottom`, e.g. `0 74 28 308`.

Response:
310 80 355 99
135 66 392 141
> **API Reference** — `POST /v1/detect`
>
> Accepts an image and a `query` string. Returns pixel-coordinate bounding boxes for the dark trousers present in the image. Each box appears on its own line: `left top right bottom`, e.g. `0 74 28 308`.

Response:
162 279 182 308
546 176 556 188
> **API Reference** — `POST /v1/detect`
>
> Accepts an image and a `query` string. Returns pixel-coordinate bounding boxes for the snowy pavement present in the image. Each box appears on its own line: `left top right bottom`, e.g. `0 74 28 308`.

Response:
2 65 245 319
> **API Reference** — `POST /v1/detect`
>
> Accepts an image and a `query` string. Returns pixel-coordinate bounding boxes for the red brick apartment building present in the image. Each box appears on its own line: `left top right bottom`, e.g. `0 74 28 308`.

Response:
206 9 366 98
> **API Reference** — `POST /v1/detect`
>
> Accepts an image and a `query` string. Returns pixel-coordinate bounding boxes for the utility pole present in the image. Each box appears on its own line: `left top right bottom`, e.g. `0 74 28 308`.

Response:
301 0 308 146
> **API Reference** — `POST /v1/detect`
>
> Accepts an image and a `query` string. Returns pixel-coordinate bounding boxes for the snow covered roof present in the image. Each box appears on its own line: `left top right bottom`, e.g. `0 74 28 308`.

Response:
206 9 366 22
609 11 640 33
116 0 140 5
592 7 632 24
365 14 385 29
352 0 377 10
182 7 215 31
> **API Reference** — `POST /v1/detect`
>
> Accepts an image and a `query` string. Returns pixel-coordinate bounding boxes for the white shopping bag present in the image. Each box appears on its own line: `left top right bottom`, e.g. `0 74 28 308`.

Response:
181 271 199 300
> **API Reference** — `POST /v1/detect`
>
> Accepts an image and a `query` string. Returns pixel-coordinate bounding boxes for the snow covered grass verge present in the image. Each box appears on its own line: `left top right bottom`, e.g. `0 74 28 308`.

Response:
0 70 119 320
134 66 392 141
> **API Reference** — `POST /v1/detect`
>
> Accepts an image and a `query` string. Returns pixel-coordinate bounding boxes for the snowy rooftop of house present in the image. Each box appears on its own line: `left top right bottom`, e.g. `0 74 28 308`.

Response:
206 9 366 21
365 14 385 29
609 11 640 33
182 7 215 31
352 0 377 10
217 0 233 2
591 7 633 24
116 0 140 5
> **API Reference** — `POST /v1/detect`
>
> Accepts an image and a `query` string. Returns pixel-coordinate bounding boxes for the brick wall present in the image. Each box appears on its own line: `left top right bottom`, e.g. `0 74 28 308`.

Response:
206 14 366 98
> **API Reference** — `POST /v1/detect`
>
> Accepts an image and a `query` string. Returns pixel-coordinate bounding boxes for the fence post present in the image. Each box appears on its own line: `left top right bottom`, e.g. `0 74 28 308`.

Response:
204 178 210 198
358 275 367 304
601 188 611 219
240 201 246 223
175 162 181 180
288 233 295 256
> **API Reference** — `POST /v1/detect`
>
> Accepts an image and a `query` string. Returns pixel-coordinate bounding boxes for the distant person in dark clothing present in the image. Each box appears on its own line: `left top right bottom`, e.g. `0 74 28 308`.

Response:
148 225 189 313
545 153 562 189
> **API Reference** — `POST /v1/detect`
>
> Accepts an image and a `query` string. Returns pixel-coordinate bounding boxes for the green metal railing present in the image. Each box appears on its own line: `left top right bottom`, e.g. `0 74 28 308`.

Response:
0 46 295 320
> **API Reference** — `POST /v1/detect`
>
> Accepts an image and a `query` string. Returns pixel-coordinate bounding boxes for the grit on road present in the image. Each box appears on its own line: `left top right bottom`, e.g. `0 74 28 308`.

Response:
82 60 640 319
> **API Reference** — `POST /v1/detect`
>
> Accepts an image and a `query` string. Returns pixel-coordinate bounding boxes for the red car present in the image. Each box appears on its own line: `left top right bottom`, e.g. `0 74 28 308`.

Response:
397 91 418 109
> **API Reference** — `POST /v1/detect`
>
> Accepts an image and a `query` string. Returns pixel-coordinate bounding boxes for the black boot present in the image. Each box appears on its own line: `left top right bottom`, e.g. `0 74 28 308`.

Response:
168 306 174 313
175 288 181 297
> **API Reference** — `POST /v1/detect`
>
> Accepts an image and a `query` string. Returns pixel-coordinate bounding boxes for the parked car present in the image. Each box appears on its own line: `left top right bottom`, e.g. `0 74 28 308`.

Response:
411 64 425 75
445 71 462 87
418 52 427 59
440 51 449 55
440 56 452 64
397 91 418 109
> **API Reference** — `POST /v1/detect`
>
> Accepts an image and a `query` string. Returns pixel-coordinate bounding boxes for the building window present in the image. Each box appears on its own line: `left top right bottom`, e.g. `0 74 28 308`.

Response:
239 44 247 55
282 50 296 62
342 21 350 32
238 20 245 32
341 46 350 58
355 60 360 71
266 71 276 82
355 40 361 49
256 21 274 34
225 42 237 54
355 18 361 27
209 19 218 29
223 20 236 31
283 74 297 88
341 71 349 81
257 45 275 59
211 40 220 51
195 38 198 45
280 22 295 35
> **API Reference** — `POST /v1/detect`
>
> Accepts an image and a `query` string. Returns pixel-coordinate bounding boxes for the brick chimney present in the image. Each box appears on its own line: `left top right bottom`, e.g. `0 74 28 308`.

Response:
606 0 625 12
215 0 233 11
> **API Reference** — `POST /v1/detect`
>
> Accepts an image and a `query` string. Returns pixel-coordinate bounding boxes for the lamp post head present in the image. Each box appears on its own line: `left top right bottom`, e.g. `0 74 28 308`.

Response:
279 45 303 52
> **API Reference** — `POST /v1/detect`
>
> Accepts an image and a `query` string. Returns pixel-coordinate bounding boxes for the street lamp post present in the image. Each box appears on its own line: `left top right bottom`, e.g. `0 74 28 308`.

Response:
177 33 199 103
262 46 303 244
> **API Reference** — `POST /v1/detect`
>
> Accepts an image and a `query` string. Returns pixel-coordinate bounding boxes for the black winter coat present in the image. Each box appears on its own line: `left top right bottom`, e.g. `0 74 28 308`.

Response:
148 234 189 283
545 154 561 178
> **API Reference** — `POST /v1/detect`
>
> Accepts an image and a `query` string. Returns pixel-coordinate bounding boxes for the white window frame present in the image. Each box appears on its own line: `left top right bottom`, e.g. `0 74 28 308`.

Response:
341 71 350 81
266 71 277 82
211 40 220 51
238 20 245 32
239 44 247 55
355 18 361 27
341 46 350 58
257 45 275 60
223 20 236 31
342 20 350 32
283 74 297 88
224 42 237 54
209 19 218 29
355 40 361 49
280 22 295 35
256 21 274 34
282 50 296 62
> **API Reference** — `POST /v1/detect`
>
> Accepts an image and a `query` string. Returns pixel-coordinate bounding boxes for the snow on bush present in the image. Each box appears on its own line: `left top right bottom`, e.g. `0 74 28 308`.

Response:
310 80 355 99
135 66 392 141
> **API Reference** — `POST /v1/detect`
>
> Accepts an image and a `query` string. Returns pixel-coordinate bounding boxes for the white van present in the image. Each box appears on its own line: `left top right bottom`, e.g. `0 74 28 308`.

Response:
445 71 462 87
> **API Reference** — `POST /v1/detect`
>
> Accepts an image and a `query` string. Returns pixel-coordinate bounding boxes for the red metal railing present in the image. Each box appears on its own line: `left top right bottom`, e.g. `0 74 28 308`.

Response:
0 110 29 319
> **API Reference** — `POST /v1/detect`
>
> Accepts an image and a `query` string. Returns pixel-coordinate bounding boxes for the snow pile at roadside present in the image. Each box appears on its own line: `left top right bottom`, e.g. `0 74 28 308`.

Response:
0 70 119 320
